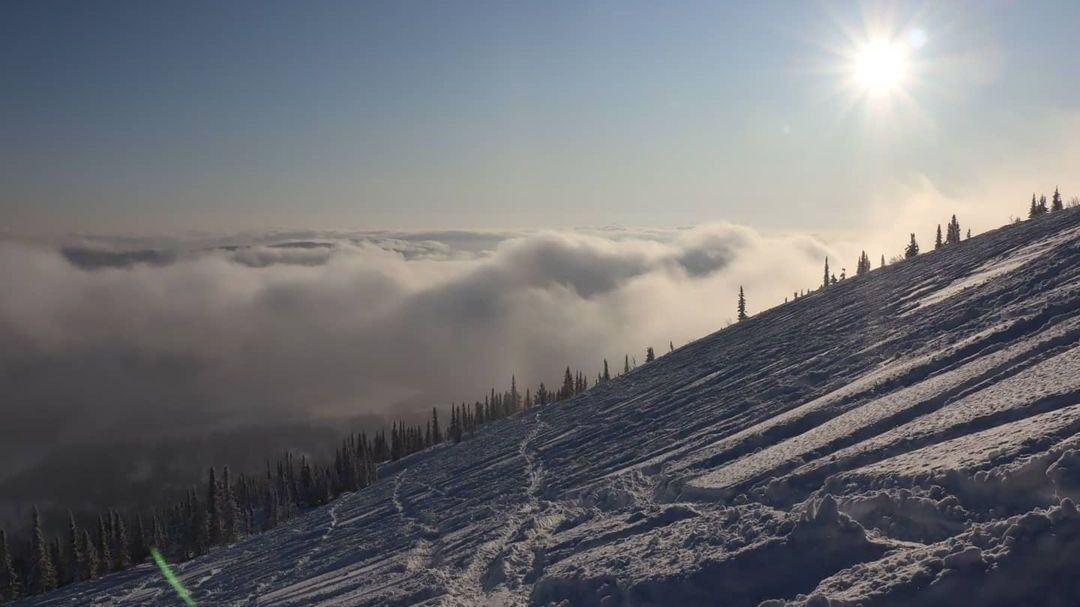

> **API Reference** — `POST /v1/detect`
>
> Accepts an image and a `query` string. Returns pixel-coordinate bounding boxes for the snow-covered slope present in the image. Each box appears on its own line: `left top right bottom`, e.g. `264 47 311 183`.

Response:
23 209 1080 607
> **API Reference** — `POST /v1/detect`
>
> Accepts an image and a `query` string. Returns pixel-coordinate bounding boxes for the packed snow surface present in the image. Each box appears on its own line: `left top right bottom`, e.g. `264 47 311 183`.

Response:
21 209 1080 606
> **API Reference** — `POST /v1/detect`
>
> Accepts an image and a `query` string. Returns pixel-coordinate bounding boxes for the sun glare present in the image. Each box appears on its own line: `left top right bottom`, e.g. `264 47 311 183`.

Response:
851 39 908 97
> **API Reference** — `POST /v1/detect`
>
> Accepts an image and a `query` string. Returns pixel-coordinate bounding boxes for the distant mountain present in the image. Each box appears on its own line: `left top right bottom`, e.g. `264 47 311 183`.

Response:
20 208 1080 606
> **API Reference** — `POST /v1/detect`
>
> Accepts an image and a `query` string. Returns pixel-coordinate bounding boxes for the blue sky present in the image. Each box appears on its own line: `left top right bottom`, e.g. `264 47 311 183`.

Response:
3 0 1079 233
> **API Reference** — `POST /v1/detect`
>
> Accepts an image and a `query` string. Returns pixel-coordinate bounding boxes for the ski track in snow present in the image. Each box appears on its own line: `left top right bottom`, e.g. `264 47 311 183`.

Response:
20 208 1080 607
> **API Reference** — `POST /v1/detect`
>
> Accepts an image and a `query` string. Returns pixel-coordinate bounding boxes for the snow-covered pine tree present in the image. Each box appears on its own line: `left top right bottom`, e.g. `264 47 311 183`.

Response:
95 515 111 572
50 537 65 588
223 467 238 543
131 514 148 565
79 529 98 580
207 467 223 546
0 528 18 601
66 512 83 583
111 511 130 571
28 507 56 594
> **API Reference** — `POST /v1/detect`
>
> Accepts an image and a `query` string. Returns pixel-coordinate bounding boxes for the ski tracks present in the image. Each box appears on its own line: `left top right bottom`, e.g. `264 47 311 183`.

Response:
394 468 436 575
446 410 551 605
246 497 344 605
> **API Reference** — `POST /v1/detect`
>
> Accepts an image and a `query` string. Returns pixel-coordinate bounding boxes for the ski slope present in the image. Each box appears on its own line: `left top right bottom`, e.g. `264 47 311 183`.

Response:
21 209 1080 607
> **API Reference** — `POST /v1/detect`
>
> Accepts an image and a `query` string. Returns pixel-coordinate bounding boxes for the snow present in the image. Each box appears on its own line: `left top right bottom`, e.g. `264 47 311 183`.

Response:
18 208 1080 606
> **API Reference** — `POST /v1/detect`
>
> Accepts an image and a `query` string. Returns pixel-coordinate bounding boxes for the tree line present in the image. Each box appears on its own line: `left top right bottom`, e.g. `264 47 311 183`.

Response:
0 351 673 604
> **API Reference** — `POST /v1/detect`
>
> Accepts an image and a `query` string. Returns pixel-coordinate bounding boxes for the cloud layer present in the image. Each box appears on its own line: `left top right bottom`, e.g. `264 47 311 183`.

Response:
1 224 836 489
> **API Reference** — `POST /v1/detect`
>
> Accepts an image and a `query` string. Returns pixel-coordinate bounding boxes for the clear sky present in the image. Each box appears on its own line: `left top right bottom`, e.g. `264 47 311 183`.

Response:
3 0 1079 234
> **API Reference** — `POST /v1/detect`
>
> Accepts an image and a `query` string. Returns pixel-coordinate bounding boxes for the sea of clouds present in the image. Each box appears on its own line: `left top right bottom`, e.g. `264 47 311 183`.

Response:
0 224 841 487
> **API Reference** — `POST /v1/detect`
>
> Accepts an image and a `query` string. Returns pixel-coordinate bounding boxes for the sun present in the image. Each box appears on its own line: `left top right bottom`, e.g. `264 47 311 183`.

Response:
851 38 909 97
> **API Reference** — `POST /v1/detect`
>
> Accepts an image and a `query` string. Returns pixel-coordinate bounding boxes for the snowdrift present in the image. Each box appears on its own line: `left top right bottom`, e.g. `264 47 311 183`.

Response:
20 208 1080 607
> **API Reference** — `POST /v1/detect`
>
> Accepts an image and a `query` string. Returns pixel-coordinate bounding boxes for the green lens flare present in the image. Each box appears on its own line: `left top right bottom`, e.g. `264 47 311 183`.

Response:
150 547 197 607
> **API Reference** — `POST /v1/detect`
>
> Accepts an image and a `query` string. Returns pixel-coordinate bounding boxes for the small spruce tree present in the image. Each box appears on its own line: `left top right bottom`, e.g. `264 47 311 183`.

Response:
1051 187 1063 211
737 286 748 321
934 224 943 250
905 233 919 258
645 347 655 362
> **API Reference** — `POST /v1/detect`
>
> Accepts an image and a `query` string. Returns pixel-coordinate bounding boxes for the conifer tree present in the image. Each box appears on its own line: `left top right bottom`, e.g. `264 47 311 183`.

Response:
624 355 630 375
111 511 130 571
79 529 98 580
905 233 919 258
669 341 674 353
822 257 830 288
966 229 971 239
66 512 83 583
131 514 148 565
50 537 65 588
934 224 943 250
646 347 655 362
602 360 610 382
1038 194 1049 215
222 466 238 543
947 215 961 244
856 251 870 276
207 467 223 546
0 529 18 602
1029 193 1039 218
737 286 748 321
561 367 573 400
28 507 56 594
189 489 209 557
881 254 885 268
1052 186 1063 211
431 407 442 444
